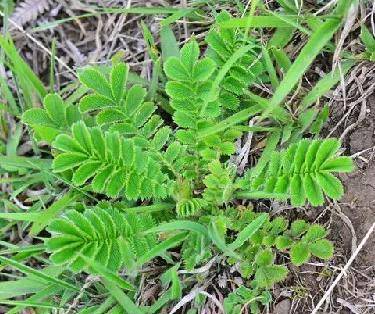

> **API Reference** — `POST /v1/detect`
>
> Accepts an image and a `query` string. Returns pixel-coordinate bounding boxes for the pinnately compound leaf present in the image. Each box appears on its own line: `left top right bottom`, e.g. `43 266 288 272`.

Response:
240 139 353 206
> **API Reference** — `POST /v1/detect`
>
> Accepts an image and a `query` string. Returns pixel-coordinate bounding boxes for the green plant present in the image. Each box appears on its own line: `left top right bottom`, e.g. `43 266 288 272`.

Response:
238 138 353 206
360 25 375 61
0 1 358 313
46 205 157 273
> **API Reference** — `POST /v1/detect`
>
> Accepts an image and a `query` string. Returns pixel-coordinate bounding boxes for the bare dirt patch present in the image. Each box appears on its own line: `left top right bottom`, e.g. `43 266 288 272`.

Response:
309 71 375 314
331 92 375 267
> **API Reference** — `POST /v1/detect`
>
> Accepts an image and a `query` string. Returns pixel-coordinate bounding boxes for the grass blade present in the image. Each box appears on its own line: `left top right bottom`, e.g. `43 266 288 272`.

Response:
33 8 195 31
0 300 61 309
0 266 63 299
229 213 269 250
198 106 262 139
0 156 51 170
262 17 342 119
102 279 144 314
30 191 78 235
0 35 47 99
262 46 279 90
160 25 179 62
80 256 135 291
208 220 240 259
219 15 299 28
144 221 208 237
137 232 188 266
0 212 40 221
0 256 78 291
300 59 356 110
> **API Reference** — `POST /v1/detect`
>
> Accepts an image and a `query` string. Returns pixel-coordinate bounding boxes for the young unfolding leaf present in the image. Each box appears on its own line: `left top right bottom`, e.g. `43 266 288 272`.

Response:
22 94 82 143
206 10 265 111
164 40 219 129
290 242 310 266
78 62 163 140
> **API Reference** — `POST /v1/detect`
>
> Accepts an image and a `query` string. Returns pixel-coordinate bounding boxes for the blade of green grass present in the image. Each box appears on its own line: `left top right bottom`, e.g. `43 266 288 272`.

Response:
102 279 144 314
121 202 175 214
30 191 78 236
146 290 172 314
272 47 292 73
236 191 289 199
0 35 47 100
0 300 62 309
208 220 241 259
244 91 290 122
92 297 116 314
219 15 300 28
262 46 279 90
80 256 135 291
144 221 208 237
0 265 63 299
161 9 194 26
229 213 268 250
148 57 162 101
0 212 40 221
0 256 78 291
0 156 51 170
160 25 179 62
5 285 62 314
0 74 19 116
137 232 188 266
268 26 295 48
197 105 262 139
300 59 356 111
0 244 45 255
247 131 281 179
265 10 311 35
49 39 56 92
141 20 158 63
261 17 342 119
33 7 195 32
6 123 22 157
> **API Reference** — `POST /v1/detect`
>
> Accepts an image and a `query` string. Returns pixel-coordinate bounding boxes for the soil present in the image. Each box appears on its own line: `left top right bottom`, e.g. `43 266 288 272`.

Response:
333 95 375 266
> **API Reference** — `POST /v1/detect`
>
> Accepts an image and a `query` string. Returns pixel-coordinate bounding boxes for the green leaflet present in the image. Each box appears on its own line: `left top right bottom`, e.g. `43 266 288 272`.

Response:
290 242 310 266
290 223 334 266
253 249 288 288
